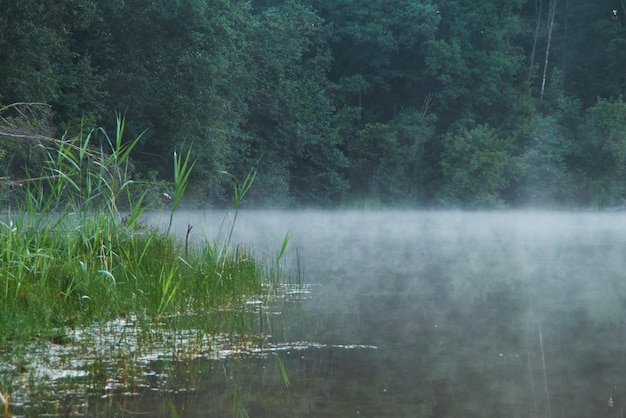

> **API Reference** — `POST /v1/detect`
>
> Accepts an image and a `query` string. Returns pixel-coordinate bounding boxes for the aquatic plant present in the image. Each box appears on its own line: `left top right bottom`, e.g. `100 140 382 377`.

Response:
0 112 275 348
167 147 195 234
0 108 302 416
219 160 258 250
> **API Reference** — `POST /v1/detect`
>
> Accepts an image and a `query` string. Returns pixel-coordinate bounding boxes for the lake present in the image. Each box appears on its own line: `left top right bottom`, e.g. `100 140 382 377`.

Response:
90 209 621 418
14 210 626 416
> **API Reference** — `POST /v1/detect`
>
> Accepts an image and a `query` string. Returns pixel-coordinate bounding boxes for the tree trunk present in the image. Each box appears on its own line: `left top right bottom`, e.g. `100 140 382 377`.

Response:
540 0 558 100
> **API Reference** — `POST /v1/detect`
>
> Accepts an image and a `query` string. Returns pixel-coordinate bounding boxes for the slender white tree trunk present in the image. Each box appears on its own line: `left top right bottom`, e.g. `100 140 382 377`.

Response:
540 0 558 100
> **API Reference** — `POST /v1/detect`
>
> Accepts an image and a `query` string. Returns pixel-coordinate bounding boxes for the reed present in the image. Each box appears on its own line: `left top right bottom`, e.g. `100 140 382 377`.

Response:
0 109 291 417
167 148 195 234
219 161 258 251
0 112 276 348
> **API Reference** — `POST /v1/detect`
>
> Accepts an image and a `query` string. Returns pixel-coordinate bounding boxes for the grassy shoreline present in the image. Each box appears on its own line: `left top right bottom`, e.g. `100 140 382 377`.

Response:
0 115 298 416
0 115 279 348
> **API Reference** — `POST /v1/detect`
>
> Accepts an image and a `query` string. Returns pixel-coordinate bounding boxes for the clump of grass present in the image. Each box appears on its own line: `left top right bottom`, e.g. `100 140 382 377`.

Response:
0 109 273 348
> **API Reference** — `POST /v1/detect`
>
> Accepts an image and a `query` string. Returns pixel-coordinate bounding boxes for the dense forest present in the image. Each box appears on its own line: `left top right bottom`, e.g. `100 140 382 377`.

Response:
1 0 626 208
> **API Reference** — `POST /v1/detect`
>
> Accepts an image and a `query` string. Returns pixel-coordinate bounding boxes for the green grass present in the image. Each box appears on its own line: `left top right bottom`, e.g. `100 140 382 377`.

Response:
0 114 276 349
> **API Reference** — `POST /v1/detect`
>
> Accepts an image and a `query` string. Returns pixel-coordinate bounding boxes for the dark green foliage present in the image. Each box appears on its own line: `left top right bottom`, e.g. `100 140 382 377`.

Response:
422 0 527 129
2 0 626 208
516 115 576 206
575 97 626 206
0 0 105 121
312 0 440 120
439 125 512 207
346 122 400 202
339 108 438 205
243 2 348 205
84 0 254 203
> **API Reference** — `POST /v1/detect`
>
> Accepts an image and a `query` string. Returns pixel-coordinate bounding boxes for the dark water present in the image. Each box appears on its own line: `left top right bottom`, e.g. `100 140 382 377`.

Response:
87 211 626 416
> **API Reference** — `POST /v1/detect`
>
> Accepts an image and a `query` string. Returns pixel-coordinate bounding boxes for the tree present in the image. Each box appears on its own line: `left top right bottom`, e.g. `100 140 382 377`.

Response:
549 0 626 105
345 122 401 203
390 109 438 203
576 97 626 206
83 0 255 203
539 0 558 100
516 115 576 206
339 108 437 205
0 0 104 123
242 2 348 205
312 0 440 123
423 0 528 130
438 125 513 207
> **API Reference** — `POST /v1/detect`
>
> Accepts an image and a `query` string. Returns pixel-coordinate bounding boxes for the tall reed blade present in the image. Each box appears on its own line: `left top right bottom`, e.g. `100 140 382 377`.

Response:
219 160 260 251
168 147 196 234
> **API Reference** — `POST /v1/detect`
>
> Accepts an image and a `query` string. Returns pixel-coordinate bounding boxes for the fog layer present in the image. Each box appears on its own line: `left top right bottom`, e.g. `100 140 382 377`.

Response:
145 210 626 416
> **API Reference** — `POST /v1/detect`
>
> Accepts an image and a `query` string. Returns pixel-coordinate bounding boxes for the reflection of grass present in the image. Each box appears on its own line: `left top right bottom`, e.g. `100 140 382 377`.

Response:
0 390 8 418
0 114 284 414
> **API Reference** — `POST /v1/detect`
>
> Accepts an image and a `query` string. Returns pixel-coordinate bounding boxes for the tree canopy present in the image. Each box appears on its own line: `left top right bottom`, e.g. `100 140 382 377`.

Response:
1 0 626 208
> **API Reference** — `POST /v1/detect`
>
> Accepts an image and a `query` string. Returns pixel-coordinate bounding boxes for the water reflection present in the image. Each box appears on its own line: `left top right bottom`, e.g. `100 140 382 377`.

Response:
219 210 626 417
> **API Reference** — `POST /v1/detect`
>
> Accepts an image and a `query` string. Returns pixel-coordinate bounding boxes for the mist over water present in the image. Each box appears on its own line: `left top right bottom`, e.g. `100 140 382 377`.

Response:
144 210 626 417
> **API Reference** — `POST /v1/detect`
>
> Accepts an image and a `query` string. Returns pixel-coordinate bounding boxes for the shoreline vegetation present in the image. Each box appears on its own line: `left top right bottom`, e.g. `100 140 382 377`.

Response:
0 113 291 413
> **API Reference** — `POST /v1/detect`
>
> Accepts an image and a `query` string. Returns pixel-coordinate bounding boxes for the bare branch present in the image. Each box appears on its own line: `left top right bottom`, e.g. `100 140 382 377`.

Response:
0 102 55 143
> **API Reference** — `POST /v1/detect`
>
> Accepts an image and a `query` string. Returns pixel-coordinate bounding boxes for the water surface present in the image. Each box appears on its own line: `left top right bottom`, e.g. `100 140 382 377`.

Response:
11 210 626 417
135 210 626 417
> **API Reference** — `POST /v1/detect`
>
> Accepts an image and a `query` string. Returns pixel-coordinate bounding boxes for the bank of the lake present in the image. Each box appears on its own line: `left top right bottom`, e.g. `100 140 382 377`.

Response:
0 117 293 416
